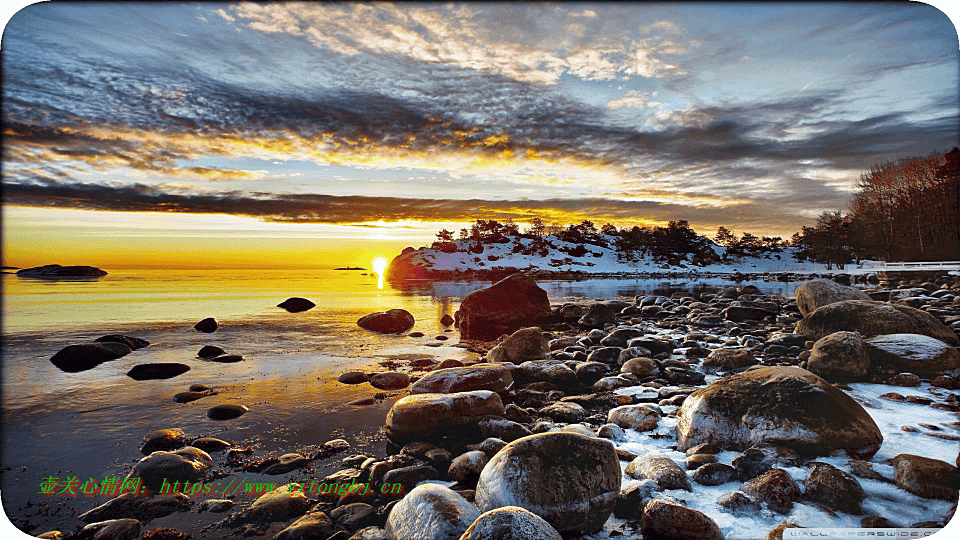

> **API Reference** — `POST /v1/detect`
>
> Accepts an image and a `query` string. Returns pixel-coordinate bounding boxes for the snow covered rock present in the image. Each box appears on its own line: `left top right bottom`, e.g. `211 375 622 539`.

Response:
806 331 871 382
486 327 550 364
475 432 620 535
384 484 479 540
459 506 562 540
676 367 883 458
410 365 514 394
794 300 959 346
607 404 660 432
864 333 960 375
625 453 691 491
447 450 488 485
795 279 871 316
454 274 551 340
640 499 725 540
385 390 505 440
358 309 415 334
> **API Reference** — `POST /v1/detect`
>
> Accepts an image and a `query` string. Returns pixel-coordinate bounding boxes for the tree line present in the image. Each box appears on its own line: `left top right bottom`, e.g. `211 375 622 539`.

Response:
428 147 959 268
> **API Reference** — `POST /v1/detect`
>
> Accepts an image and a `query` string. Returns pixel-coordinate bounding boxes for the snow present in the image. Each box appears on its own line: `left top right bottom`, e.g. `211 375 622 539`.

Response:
865 334 956 361
394 235 863 276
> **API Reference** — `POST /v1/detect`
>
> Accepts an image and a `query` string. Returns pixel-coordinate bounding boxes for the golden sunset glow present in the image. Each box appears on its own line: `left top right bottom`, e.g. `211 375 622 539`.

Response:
371 256 389 276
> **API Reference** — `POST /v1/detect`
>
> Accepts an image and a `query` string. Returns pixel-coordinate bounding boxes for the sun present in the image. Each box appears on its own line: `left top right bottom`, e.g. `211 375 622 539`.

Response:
371 256 388 275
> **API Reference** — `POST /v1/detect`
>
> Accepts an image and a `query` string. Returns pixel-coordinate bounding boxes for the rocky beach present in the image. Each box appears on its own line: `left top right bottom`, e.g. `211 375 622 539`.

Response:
19 269 960 540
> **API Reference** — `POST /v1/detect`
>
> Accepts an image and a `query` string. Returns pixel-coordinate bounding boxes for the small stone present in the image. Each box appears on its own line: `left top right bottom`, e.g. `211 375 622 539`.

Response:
338 372 369 384
206 404 248 420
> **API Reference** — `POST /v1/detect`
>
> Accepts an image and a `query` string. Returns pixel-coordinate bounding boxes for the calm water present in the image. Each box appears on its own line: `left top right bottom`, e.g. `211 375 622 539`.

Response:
0 268 800 535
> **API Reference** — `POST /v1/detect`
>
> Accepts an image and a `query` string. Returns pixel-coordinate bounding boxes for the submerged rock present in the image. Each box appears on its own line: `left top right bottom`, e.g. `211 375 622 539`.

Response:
197 345 225 359
126 363 191 380
50 343 126 372
277 297 316 312
384 483 479 540
358 309 415 334
475 432 620 535
454 273 552 340
369 372 410 390
676 366 882 458
795 279 871 316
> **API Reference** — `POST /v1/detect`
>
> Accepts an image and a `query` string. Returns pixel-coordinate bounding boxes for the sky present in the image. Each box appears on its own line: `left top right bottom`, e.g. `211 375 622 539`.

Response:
2 2 958 269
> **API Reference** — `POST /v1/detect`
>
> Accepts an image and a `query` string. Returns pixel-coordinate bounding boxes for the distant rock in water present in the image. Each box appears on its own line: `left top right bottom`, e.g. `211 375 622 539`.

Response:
194 317 219 333
455 273 552 340
94 335 149 350
357 309 415 334
207 404 248 420
51 343 127 372
16 264 107 279
207 354 243 363
440 314 455 326
127 363 191 380
197 345 225 359
277 297 316 313
334 266 365 270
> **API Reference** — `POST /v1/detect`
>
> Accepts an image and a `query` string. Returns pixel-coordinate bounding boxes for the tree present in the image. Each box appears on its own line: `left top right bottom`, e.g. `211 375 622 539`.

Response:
436 229 454 242
458 228 469 241
600 223 618 236
714 227 738 247
528 216 545 237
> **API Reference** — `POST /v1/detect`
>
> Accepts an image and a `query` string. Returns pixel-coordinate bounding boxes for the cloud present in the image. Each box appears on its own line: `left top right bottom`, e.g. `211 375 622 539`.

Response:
608 90 662 109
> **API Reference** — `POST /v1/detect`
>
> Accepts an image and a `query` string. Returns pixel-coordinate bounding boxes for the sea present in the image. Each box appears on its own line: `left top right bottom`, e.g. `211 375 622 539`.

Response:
3 269 954 538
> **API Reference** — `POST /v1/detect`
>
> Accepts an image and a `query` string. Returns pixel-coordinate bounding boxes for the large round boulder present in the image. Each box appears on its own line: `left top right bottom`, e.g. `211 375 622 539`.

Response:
640 499 725 540
358 309 415 334
806 331 871 382
795 279 871 316
486 327 550 364
459 506 563 540
127 447 212 491
454 274 552 340
676 366 882 458
475 432 620 535
50 343 126 372
864 334 960 376
794 300 959 346
385 390 504 440
411 365 514 394
385 483 479 540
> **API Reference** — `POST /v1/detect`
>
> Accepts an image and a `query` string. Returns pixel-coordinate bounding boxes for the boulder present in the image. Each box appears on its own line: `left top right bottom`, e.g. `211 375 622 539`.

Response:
640 499 725 540
244 483 311 522
447 450 488 485
385 390 504 440
411 365 513 394
702 348 756 372
94 335 149 350
621 357 658 377
126 363 190 380
127 447 212 491
607 405 660 432
891 454 960 500
338 372 369 384
78 493 188 523
459 506 563 540
578 303 619 328
277 297 316 313
16 264 107 279
475 432 620 535
454 274 552 340
538 402 586 423
865 334 960 375
358 309 415 334
627 337 677 356
274 512 335 540
741 468 801 514
173 391 213 403
369 372 410 390
794 301 959 346
795 279 871 316
139 429 187 455
440 314 455 326
194 318 218 333
625 453 691 491
381 465 439 494
50 344 126 372
731 445 801 481
486 327 550 364
478 417 532 442
692 463 737 486
190 437 231 452
384 483 479 540
807 331 871 382
723 305 774 322
329 503 378 531
74 519 140 540
197 345 225 358
804 462 864 514
516 360 577 386
676 367 882 458
206 404 248 420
